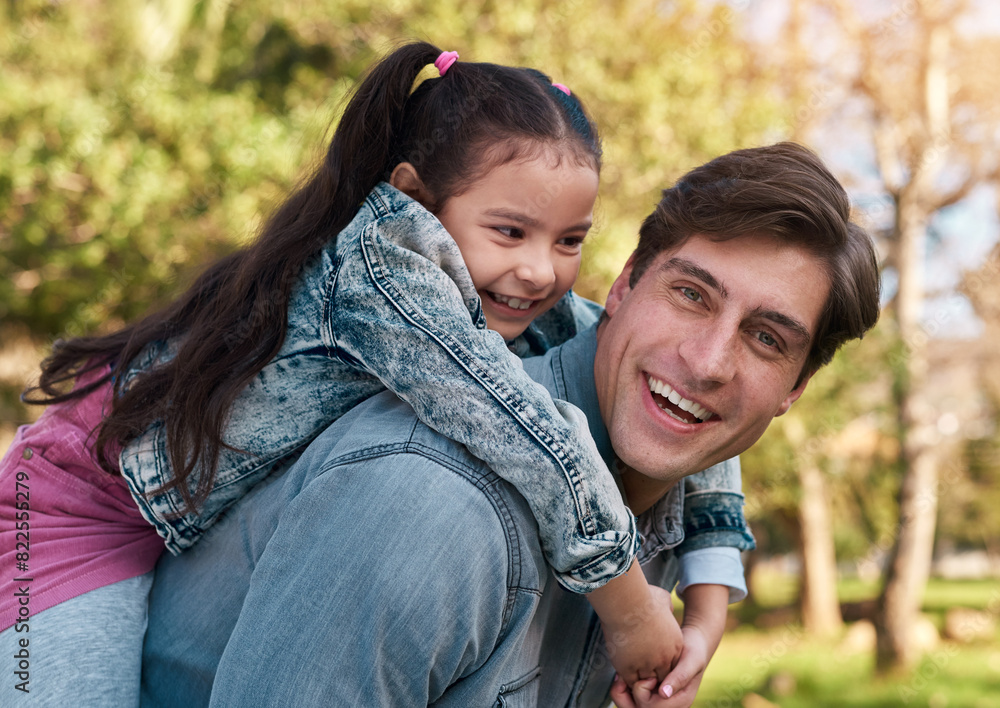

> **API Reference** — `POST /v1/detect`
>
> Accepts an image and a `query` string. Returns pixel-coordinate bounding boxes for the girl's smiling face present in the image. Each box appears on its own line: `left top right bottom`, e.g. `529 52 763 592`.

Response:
430 150 599 341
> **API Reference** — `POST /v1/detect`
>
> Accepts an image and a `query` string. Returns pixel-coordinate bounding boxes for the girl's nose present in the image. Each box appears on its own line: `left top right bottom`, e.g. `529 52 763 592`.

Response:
514 255 556 291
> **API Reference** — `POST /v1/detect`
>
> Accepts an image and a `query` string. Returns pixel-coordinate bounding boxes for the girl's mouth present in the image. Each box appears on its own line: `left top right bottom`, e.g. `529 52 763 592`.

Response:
488 292 538 312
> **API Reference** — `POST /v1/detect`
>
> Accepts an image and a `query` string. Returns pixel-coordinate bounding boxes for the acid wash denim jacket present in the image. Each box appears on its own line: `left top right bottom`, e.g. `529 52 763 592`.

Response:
118 182 753 592
141 325 754 707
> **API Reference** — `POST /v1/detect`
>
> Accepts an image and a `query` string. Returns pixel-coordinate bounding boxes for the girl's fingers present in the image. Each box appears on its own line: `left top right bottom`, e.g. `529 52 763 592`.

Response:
610 674 637 708
658 680 675 699
631 677 659 705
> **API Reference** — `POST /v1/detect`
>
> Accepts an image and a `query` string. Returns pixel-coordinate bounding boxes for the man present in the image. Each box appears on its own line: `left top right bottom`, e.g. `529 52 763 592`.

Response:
140 143 880 707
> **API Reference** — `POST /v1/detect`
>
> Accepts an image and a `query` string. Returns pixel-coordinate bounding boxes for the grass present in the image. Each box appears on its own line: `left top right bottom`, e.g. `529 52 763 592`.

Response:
698 629 1000 708
690 574 1000 707
837 577 1000 612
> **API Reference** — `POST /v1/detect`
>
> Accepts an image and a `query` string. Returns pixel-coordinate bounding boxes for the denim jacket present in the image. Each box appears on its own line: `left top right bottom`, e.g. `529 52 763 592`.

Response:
142 325 753 708
119 182 752 592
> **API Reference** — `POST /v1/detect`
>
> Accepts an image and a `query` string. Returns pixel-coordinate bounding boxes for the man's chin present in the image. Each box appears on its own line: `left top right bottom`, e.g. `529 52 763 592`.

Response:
621 445 730 484
616 455 687 487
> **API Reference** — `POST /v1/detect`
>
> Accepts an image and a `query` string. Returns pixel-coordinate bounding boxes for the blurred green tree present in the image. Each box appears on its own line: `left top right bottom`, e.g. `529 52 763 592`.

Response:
1 0 783 430
746 0 1000 673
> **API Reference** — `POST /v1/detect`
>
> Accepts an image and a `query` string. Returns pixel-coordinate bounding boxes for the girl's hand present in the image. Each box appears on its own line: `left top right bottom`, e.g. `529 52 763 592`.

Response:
609 625 712 708
600 584 683 686
654 624 711 706
611 676 659 707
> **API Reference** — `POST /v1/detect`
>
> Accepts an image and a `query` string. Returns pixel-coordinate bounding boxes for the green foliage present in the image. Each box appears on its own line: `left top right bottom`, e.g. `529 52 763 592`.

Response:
741 320 903 562
0 0 782 342
941 413 1000 551
0 2 339 338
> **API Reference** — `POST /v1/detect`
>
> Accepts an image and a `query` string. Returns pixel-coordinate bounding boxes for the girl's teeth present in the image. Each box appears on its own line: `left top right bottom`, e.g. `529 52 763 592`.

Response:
492 293 533 310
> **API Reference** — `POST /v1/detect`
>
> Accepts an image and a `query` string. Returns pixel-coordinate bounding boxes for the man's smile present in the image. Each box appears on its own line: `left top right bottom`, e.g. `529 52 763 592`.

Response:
646 374 713 424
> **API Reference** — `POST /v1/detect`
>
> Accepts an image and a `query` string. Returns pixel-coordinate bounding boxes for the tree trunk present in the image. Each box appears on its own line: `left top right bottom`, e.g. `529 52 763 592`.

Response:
797 463 843 636
872 12 952 675
874 186 939 674
874 438 939 672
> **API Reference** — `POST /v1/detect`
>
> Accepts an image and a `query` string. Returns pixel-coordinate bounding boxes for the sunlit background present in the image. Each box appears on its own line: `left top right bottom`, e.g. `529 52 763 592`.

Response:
2 1 999 705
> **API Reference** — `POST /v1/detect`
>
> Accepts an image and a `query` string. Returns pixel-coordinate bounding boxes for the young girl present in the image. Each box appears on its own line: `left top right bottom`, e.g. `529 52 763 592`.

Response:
0 42 750 704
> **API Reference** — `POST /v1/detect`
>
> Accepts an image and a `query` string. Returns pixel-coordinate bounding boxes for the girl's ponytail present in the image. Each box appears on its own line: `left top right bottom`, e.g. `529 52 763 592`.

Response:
321 41 443 232
26 40 603 514
27 42 446 508
257 41 443 266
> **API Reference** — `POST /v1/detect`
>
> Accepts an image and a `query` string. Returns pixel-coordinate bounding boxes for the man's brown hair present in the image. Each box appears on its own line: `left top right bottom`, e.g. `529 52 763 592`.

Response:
631 142 881 378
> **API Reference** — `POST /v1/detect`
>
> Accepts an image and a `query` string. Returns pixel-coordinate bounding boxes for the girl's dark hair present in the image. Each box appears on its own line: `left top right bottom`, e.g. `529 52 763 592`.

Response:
24 41 602 511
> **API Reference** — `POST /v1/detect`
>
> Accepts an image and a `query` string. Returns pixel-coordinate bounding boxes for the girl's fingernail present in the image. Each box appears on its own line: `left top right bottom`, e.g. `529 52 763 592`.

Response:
661 684 674 698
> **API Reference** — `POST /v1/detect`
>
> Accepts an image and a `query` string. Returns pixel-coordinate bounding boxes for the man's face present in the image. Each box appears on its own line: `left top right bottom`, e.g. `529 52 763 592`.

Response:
594 233 831 494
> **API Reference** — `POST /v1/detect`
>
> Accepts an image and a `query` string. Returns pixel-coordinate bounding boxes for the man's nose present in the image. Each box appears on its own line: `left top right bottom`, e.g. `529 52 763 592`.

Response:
679 323 738 385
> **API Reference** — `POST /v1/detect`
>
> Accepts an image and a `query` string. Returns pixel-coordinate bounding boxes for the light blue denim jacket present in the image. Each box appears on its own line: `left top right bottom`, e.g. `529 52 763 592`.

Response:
119 182 752 592
142 325 754 708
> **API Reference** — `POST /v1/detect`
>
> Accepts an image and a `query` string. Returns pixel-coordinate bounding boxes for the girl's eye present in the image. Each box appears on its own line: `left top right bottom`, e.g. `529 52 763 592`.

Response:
495 226 524 239
559 236 585 248
680 287 702 303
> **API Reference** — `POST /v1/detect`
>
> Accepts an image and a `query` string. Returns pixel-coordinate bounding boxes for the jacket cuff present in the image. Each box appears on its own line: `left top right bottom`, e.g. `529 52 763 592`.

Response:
677 490 755 555
676 547 747 603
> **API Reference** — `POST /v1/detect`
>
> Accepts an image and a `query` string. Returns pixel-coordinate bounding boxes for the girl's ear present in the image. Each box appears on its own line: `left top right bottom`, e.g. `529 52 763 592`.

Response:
389 163 434 207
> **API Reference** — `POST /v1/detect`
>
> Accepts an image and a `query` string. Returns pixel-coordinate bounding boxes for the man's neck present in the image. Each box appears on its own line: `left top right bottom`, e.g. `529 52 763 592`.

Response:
523 324 676 516
617 462 676 516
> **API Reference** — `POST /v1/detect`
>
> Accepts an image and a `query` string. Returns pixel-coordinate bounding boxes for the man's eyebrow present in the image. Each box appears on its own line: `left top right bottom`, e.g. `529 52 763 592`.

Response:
660 257 728 298
661 257 813 346
750 307 812 346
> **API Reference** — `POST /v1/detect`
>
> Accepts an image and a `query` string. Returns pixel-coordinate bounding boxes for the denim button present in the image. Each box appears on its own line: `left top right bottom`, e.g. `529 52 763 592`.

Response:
22 447 33 460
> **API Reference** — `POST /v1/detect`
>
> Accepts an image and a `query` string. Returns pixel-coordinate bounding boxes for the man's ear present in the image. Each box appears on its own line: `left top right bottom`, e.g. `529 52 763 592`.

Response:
604 254 636 317
775 371 814 417
389 163 434 207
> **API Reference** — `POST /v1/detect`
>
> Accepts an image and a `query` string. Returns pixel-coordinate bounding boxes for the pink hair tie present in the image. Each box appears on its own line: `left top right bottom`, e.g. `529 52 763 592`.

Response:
434 51 459 76
552 82 571 96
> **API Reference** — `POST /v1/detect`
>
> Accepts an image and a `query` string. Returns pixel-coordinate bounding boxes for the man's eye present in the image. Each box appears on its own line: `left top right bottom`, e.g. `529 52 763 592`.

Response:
680 287 702 303
757 331 778 347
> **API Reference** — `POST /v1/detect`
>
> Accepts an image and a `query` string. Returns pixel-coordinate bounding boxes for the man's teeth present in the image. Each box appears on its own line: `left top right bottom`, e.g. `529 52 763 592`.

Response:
491 293 534 311
646 376 711 422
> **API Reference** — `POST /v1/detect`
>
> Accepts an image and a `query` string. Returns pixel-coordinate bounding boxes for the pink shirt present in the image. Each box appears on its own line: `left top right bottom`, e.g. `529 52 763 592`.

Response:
0 367 164 631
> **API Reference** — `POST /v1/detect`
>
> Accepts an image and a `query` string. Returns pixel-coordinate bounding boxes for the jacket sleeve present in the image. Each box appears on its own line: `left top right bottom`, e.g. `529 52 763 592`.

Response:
676 457 755 555
327 203 637 593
